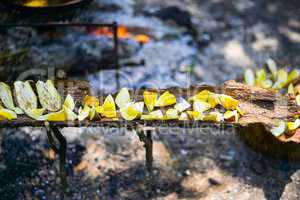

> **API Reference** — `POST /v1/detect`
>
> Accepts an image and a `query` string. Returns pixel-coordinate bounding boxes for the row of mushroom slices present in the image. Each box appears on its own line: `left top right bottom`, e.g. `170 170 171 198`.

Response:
0 80 244 123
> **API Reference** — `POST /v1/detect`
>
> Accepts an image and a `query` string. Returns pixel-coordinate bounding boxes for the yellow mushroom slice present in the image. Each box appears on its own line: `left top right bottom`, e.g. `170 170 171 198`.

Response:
95 105 104 114
287 69 299 83
143 91 158 112
179 112 189 121
287 119 300 131
186 111 202 120
120 102 144 121
255 69 267 86
0 82 16 111
45 110 66 122
102 95 117 118
115 87 131 108
141 110 163 120
0 109 17 120
296 94 300 106
270 120 286 137
164 109 179 120
63 106 77 121
224 110 239 123
266 58 277 80
174 97 190 112
202 111 222 122
244 69 255 86
189 90 211 102
78 105 90 121
273 69 288 89
83 95 99 107
25 108 45 120
36 80 61 112
155 91 176 107
207 93 219 108
261 79 273 88
14 107 24 115
64 94 75 110
14 81 37 111
61 94 77 121
288 83 295 95
255 69 273 88
295 84 300 95
191 90 219 108
88 106 100 121
193 101 211 113
218 94 239 110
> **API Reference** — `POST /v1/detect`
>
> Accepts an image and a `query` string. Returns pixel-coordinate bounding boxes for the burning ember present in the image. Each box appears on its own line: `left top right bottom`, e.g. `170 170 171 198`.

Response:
90 26 150 44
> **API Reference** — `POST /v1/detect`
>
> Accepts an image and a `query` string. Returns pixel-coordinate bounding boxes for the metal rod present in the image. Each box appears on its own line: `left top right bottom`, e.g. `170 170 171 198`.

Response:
45 122 69 194
0 22 121 87
145 130 153 174
50 125 68 194
136 129 153 175
0 23 117 27
136 128 155 196
45 124 59 154
112 21 120 90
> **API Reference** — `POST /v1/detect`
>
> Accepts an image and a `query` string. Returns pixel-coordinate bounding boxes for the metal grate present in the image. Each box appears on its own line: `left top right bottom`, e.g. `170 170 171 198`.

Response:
0 22 120 89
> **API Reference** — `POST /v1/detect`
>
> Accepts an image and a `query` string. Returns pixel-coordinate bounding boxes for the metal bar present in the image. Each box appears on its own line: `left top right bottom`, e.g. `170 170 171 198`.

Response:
112 21 120 90
145 130 153 174
49 124 69 194
136 129 153 175
45 124 59 154
0 119 239 128
0 23 116 27
136 128 155 195
0 22 121 87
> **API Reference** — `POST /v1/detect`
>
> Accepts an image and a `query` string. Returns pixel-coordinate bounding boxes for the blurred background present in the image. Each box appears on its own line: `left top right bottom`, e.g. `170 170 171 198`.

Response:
0 0 300 199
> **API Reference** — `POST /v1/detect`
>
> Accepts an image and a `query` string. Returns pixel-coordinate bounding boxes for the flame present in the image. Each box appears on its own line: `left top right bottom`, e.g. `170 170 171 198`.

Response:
23 0 48 7
90 25 150 44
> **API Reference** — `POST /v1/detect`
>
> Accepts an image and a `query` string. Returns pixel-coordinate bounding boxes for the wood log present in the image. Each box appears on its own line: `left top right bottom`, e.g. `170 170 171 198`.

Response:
0 79 299 159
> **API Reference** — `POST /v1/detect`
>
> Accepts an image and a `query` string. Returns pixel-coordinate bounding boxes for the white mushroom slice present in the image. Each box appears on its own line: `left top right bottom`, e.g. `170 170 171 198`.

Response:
36 80 61 111
14 81 37 111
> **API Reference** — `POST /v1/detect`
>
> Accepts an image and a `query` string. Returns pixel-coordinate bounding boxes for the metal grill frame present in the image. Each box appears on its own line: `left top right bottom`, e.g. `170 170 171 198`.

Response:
0 22 120 89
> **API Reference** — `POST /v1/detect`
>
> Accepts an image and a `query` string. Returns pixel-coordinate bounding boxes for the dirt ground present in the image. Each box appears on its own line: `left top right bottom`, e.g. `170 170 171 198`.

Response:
1 0 300 200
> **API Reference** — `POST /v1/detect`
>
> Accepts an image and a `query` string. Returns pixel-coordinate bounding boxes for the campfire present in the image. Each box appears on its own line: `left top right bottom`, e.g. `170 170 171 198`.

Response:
89 25 150 44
